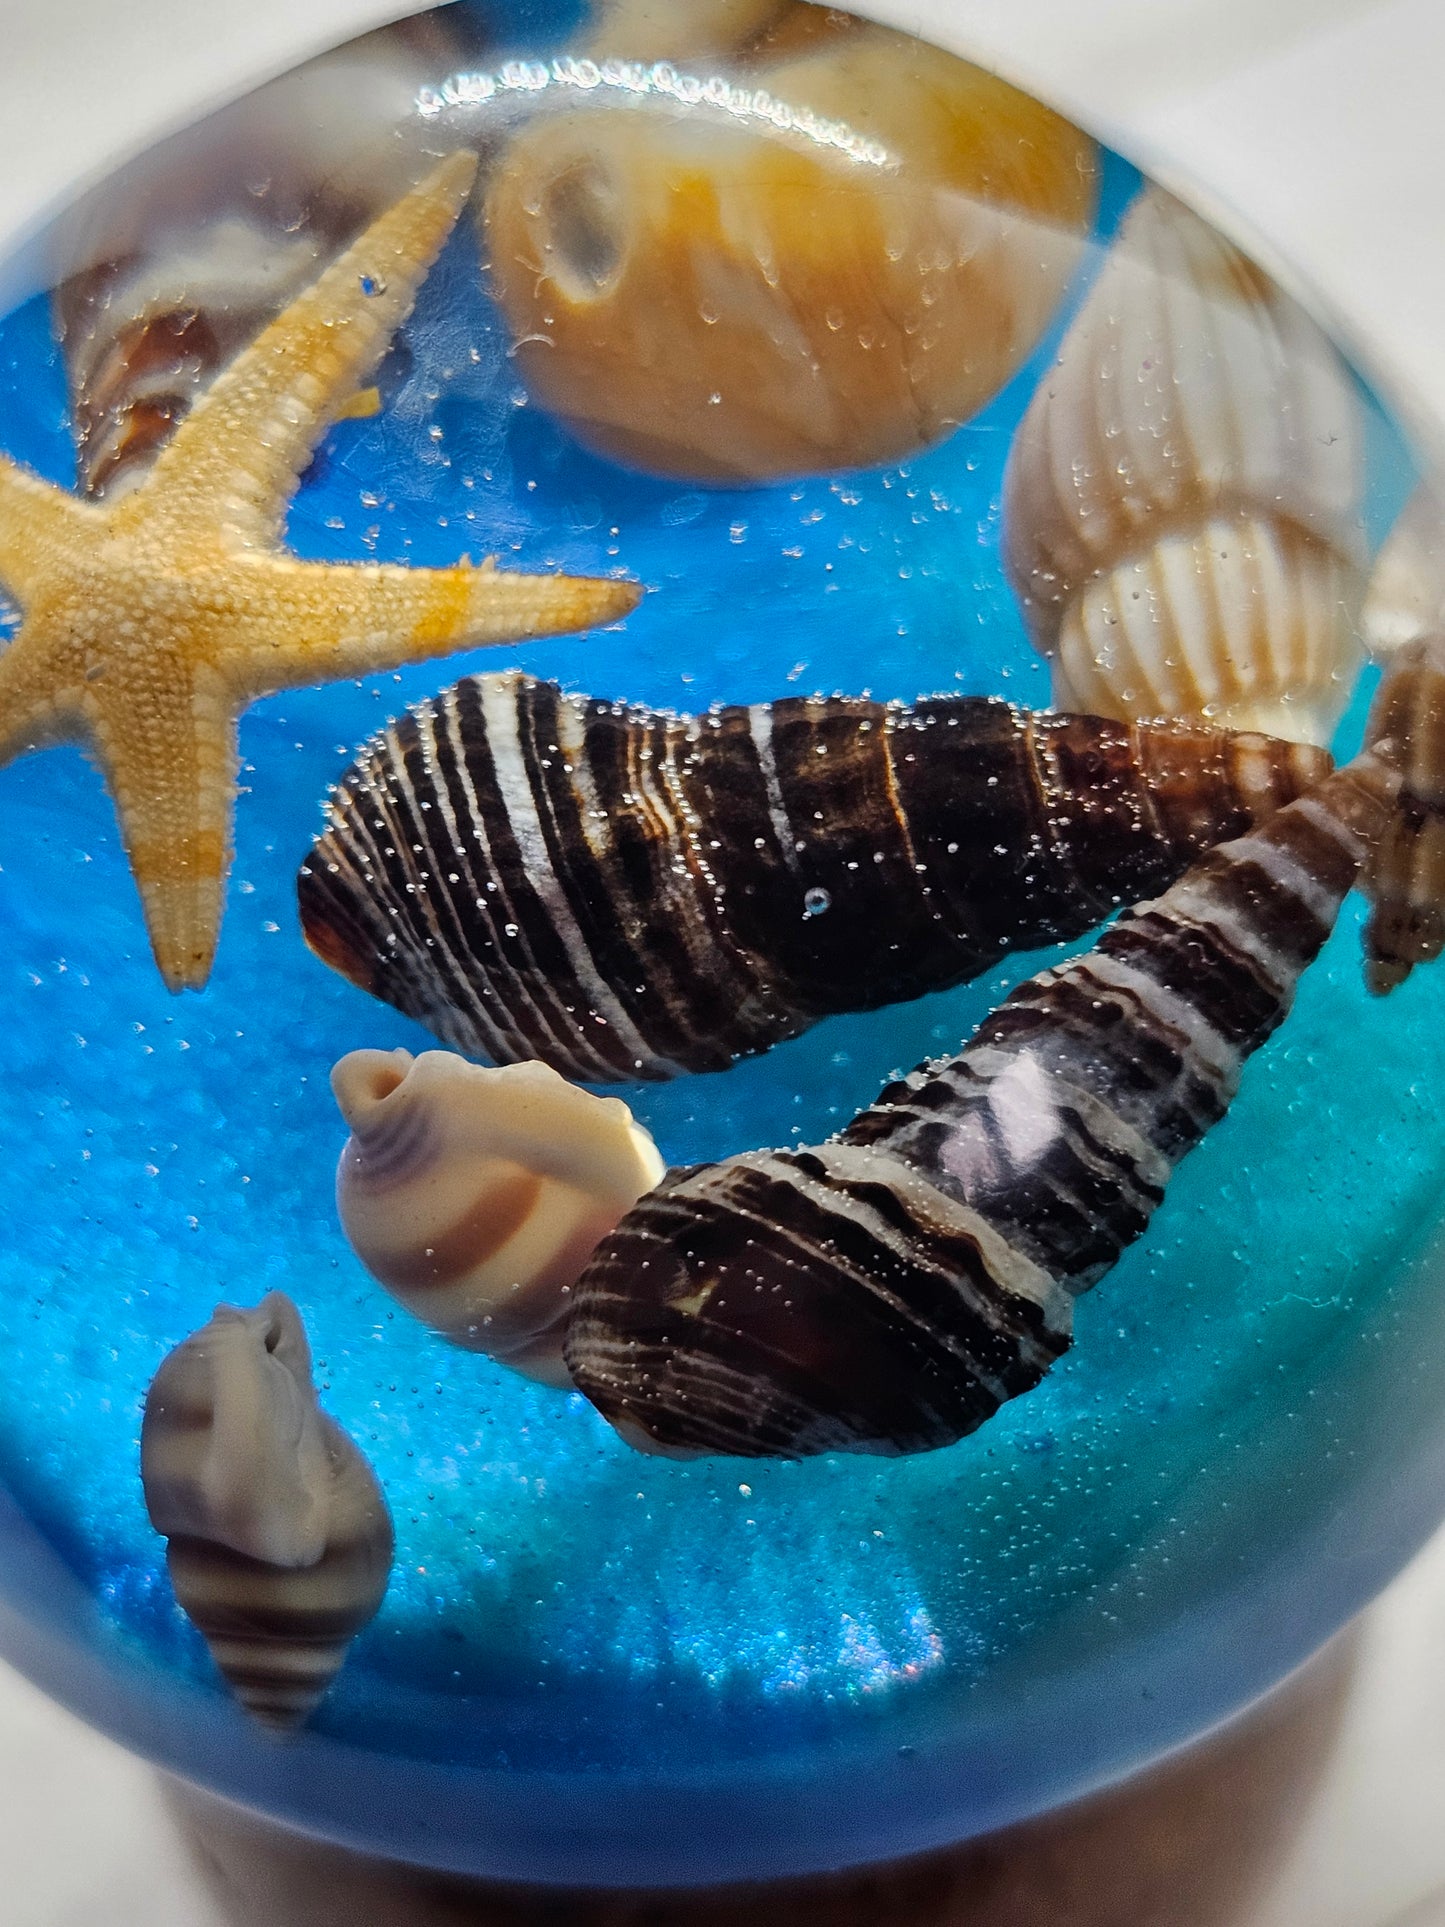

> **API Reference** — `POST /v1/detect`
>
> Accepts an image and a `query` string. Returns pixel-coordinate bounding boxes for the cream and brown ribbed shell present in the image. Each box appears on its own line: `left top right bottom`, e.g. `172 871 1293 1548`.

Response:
1004 186 1366 748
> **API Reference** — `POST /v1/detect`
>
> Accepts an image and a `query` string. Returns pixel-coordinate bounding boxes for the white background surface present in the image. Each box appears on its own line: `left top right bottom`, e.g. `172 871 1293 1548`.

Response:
1 0 1445 1920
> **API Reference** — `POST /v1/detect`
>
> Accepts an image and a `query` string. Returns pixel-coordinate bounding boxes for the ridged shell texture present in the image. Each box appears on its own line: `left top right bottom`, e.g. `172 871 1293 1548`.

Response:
564 757 1394 1457
1003 186 1366 746
298 671 1329 1082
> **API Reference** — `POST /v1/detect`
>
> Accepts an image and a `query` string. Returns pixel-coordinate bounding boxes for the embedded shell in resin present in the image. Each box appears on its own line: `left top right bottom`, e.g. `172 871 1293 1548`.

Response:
299 671 1331 1082
141 1293 393 1730
1003 186 1367 747
1360 632 1445 992
1363 484 1445 659
565 756 1397 1459
332 1047 665 1383
480 15 1097 483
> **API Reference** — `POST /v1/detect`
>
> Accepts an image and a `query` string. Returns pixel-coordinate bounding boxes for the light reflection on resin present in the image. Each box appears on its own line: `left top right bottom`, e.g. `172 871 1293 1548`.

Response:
0 0 1441 1890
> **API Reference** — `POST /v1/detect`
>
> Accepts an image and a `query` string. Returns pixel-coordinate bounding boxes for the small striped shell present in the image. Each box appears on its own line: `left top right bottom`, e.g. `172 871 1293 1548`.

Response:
1359 632 1445 992
564 755 1394 1458
332 1047 664 1383
297 671 1330 1083
480 17 1097 482
1003 186 1366 747
52 17 477 498
141 1293 393 1730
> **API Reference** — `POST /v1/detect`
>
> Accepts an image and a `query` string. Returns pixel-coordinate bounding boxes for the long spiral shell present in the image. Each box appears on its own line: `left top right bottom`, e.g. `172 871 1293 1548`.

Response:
331 1047 664 1382
142 1293 393 1730
1003 186 1366 747
563 756 1395 1458
298 671 1329 1083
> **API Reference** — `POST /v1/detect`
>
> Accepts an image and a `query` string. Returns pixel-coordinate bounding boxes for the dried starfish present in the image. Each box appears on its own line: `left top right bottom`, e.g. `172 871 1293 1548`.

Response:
0 151 640 990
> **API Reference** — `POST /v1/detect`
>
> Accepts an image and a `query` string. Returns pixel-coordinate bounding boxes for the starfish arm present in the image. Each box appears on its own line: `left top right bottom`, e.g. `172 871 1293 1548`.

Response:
88 668 240 991
125 151 480 549
215 555 644 699
0 619 87 767
0 455 99 604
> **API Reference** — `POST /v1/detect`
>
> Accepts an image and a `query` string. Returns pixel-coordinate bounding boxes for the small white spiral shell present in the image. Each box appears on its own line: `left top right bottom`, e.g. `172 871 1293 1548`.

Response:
332 1048 665 1384
1004 186 1366 747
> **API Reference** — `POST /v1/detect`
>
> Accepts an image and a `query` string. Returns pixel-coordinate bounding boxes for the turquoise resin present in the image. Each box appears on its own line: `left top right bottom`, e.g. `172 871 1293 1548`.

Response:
0 0 1442 1885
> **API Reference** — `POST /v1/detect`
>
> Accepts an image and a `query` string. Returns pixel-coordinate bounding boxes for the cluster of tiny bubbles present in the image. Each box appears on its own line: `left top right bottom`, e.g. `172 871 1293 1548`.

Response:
0 96 1443 1790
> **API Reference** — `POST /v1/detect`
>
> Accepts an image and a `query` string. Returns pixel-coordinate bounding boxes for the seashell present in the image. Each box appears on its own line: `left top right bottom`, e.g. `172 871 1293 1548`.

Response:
1003 186 1367 747
53 17 479 498
478 19 1097 483
141 1292 393 1730
1362 483 1445 658
331 1047 664 1383
563 753 1397 1458
297 669 1330 1083
584 0 801 64
1358 632 1445 992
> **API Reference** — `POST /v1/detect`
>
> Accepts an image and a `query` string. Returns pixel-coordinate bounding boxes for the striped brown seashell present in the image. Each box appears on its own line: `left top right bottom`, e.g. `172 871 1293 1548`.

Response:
141 1292 393 1731
1359 632 1445 993
478 15 1096 483
1003 186 1366 748
563 752 1396 1458
332 1046 664 1382
52 16 479 499
297 669 1330 1083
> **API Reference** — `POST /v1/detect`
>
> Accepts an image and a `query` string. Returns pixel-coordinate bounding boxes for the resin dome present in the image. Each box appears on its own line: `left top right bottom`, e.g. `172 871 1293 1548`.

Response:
0 0 1441 1888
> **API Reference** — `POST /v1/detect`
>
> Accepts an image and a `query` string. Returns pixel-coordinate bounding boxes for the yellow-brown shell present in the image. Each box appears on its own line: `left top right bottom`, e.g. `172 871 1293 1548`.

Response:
480 18 1097 483
584 0 800 65
1003 186 1366 747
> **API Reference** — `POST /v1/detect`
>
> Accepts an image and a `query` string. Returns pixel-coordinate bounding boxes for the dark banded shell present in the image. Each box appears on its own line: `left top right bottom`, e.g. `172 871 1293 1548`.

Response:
298 671 1329 1083
1360 633 1445 993
563 755 1395 1458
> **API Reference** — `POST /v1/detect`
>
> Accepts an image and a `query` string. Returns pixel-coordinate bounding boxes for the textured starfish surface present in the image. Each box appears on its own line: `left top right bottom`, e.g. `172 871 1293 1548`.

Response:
0 150 640 989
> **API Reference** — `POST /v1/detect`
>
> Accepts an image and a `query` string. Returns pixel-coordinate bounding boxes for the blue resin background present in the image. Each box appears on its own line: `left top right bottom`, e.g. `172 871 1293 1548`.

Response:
0 5 1444 1883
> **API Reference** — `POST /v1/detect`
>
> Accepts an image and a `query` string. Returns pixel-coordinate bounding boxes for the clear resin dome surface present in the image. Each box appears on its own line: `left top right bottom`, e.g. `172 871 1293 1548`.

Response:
0 0 1443 1888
